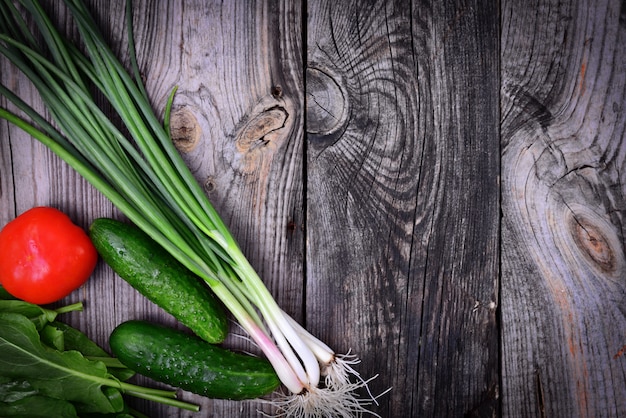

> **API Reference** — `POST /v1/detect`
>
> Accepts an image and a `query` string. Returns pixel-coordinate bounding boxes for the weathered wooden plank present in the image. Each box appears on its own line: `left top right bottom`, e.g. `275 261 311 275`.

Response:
9 0 624 417
305 1 500 416
1 1 303 417
501 0 626 416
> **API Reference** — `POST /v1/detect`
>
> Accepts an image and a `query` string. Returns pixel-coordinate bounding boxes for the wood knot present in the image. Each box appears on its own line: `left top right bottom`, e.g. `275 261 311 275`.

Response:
170 107 201 153
569 214 616 273
235 105 288 154
306 64 348 137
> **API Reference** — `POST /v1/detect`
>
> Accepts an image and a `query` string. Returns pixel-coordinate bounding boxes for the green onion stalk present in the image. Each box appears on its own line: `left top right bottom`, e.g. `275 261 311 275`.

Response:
0 0 385 416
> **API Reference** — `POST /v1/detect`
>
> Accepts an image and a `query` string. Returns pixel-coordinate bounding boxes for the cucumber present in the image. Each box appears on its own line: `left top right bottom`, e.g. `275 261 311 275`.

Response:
89 218 228 344
109 320 280 400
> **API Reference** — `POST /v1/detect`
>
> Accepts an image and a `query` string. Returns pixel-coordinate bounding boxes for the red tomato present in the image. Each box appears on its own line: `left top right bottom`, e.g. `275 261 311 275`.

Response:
0 206 98 304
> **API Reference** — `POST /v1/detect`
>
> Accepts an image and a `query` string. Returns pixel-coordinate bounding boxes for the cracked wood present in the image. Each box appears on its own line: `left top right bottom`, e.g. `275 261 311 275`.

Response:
501 0 626 416
0 0 624 417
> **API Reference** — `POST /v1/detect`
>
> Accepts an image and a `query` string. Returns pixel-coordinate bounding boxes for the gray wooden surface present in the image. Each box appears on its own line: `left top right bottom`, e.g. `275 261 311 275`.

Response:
0 0 624 417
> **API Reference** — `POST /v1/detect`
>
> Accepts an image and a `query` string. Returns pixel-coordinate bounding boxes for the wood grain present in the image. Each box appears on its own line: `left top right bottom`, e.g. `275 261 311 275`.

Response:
501 0 626 416
306 0 500 416
1 0 302 417
1 0 625 417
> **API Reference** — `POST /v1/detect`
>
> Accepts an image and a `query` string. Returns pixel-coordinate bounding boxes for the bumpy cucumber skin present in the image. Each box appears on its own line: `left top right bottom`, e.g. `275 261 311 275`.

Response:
89 218 228 344
110 320 280 400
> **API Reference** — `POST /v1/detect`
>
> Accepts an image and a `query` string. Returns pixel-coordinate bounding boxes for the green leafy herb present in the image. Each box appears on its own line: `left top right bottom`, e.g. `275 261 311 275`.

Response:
0 378 39 403
39 323 66 351
0 299 82 331
0 312 198 415
0 394 78 418
50 321 135 381
0 312 121 413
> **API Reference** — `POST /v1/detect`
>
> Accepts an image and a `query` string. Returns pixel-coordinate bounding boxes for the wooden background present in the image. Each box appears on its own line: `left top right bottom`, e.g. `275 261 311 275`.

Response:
1 0 625 417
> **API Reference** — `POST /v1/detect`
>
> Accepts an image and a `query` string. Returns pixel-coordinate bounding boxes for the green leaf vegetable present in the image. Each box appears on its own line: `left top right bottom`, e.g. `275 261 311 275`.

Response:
0 1 383 416
0 306 199 417
49 321 136 382
0 384 79 418
0 287 131 379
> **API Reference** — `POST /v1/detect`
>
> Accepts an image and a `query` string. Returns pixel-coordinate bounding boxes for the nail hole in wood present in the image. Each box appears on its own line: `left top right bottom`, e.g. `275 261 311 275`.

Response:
203 176 216 194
